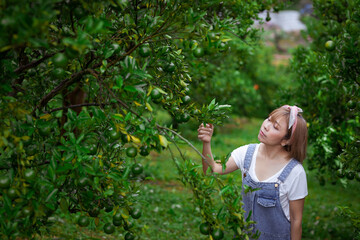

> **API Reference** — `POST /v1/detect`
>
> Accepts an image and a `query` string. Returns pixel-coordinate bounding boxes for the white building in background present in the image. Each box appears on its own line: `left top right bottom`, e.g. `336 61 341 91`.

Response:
256 10 307 32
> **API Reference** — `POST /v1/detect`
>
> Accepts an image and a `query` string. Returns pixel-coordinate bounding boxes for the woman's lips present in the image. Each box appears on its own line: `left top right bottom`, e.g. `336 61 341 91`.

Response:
260 130 266 137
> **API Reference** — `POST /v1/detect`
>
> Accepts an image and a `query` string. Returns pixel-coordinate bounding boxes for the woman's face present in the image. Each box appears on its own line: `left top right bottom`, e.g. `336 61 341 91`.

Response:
258 115 289 146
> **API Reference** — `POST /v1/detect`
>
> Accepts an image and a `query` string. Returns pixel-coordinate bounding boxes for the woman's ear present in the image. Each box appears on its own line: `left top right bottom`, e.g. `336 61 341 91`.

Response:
281 139 290 147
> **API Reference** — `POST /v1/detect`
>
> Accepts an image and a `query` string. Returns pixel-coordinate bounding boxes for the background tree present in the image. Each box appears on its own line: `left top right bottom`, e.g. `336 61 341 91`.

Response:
0 0 285 239
284 0 359 185
282 0 359 236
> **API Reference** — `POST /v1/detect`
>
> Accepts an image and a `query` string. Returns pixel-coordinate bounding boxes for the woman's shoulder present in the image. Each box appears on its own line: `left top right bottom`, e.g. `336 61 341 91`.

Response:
293 161 306 172
287 161 307 179
283 160 308 199
232 143 259 154
231 143 259 169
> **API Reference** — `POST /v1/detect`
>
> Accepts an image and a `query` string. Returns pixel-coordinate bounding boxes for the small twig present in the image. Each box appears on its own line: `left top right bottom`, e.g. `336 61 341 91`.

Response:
161 128 186 161
69 9 76 34
156 125 205 159
85 51 95 69
224 29 252 47
156 124 215 172
166 141 182 173
9 76 26 96
14 52 59 74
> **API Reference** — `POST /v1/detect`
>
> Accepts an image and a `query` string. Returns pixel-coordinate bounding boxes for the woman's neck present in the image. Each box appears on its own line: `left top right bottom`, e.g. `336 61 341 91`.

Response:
260 143 290 161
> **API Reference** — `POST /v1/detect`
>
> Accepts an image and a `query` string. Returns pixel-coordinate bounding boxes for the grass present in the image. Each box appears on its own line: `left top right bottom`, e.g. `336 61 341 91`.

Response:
40 116 359 239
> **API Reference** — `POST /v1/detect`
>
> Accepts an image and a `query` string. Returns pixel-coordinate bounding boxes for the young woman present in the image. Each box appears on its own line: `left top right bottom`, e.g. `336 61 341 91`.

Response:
197 105 308 240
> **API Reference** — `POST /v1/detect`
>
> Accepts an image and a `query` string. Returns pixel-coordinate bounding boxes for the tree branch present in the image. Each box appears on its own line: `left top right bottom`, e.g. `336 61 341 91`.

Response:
156 125 214 170
31 6 181 117
161 128 186 161
32 69 92 115
46 102 114 114
14 52 59 74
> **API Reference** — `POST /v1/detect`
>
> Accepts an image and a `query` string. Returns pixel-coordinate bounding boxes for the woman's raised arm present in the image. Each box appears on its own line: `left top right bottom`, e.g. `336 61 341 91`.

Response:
198 123 239 175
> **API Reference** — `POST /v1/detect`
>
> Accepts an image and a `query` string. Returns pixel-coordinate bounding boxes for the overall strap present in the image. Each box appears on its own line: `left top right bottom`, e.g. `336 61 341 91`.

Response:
244 144 257 171
277 159 299 183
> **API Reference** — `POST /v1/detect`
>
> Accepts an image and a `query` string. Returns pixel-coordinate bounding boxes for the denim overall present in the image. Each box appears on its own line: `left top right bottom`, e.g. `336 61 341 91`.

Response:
242 144 299 240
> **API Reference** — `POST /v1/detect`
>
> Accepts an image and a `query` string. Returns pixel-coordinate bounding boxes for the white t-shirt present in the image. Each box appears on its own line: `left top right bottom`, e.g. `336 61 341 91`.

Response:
231 144 308 221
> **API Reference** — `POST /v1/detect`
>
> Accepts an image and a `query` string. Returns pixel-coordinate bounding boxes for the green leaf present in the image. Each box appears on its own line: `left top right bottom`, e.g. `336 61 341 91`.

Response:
124 86 138 92
159 135 168 148
104 188 114 197
122 166 131 179
113 114 124 121
56 163 73 174
108 172 122 181
209 178 214 186
60 198 69 213
50 157 57 170
208 98 216 110
78 109 91 121
64 151 75 162
155 87 167 95
216 104 232 110
104 49 115 59
232 196 241 207
219 185 231 196
91 107 106 120
67 109 77 122
190 164 202 171
246 210 252 222
69 132 76 144
133 69 153 79
64 121 73 132
217 206 226 220
76 133 85 144
48 165 56 182
84 164 96 176
45 188 58 202
115 76 123 89
100 65 106 74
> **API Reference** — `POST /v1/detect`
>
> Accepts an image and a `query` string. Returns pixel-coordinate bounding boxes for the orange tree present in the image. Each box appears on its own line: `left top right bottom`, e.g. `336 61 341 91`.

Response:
283 0 359 236
185 33 286 118
286 0 359 184
0 0 283 238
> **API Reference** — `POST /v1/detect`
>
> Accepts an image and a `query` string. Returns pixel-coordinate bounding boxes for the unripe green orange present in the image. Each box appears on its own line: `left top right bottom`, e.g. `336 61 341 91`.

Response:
325 40 335 51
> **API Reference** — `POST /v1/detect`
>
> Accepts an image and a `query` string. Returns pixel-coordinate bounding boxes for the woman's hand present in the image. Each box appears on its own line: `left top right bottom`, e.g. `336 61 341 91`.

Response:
198 123 214 143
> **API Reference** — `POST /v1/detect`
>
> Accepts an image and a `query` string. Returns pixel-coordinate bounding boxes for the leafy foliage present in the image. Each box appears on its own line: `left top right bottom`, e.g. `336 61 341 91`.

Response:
0 0 285 238
187 33 288 118
285 0 360 184
283 0 359 236
338 206 360 239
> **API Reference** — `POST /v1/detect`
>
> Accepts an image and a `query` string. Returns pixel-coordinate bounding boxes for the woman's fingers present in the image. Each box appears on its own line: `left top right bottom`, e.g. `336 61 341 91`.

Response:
198 123 213 143
198 125 213 131
198 123 213 142
198 134 210 141
198 129 212 135
199 123 213 129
